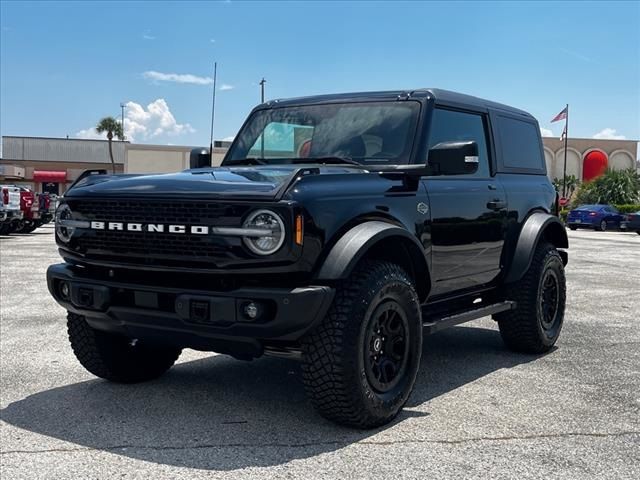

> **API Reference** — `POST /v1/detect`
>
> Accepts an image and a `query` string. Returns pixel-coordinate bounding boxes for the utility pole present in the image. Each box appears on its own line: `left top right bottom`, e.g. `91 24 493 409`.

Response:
209 62 217 165
120 103 126 141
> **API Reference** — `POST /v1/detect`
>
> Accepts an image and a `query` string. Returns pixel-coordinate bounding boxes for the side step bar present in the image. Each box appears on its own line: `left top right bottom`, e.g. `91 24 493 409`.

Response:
423 300 516 335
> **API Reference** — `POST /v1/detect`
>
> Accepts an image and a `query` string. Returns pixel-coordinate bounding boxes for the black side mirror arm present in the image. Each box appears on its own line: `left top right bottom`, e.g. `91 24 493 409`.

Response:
377 164 435 190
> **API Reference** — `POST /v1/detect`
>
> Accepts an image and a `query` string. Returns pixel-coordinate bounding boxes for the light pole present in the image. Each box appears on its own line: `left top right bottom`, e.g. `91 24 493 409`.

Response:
120 102 126 141
209 62 218 165
259 78 266 158
259 77 266 103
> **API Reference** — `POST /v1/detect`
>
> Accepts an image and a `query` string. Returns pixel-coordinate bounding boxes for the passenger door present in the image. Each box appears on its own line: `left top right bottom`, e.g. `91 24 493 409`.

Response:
422 108 507 296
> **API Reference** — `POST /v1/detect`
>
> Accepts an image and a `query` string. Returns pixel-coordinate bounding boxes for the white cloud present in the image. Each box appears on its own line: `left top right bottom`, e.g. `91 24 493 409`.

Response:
210 38 216 43
142 34 156 40
76 98 194 143
219 84 234 91
75 128 108 140
143 70 213 85
540 127 554 137
593 128 626 140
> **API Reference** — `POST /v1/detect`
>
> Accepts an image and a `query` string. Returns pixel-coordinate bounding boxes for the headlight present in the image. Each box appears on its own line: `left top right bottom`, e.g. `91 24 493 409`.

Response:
55 204 75 243
242 209 285 255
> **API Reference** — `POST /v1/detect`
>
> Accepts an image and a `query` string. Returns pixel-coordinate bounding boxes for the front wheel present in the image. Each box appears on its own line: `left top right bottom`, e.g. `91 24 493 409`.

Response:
595 220 607 231
67 312 181 383
495 242 566 353
301 261 423 428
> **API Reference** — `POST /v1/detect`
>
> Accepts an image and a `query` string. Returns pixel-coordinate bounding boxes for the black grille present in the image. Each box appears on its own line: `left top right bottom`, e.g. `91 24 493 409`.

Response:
66 199 252 268
67 199 246 226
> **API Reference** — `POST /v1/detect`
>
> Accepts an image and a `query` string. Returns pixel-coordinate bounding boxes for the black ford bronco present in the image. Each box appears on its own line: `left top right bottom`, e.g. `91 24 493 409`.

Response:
48 89 568 428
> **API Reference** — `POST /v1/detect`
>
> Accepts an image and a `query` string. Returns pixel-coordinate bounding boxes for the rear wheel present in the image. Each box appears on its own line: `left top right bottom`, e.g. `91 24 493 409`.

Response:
0 223 11 235
495 242 566 353
568 225 577 231
67 312 181 383
301 260 422 428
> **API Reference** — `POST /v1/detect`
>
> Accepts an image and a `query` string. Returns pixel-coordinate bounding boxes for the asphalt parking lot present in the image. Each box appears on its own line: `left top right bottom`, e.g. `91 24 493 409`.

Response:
1 225 639 479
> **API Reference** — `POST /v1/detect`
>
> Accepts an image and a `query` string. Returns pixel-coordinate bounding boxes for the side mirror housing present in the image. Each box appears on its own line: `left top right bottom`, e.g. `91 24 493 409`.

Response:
190 148 211 169
427 141 479 176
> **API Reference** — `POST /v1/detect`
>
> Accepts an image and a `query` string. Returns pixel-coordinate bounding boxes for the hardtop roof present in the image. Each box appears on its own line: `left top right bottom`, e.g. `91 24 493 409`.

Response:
259 88 534 119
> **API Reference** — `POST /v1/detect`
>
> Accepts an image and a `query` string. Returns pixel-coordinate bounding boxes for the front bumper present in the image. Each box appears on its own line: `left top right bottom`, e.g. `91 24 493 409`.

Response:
47 263 334 358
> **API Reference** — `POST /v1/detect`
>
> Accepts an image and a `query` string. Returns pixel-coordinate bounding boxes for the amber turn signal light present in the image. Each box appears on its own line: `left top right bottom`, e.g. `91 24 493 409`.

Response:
295 214 303 245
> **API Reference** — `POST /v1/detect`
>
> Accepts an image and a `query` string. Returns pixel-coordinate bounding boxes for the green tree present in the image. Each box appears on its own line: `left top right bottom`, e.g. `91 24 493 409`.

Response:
573 168 640 206
95 117 124 174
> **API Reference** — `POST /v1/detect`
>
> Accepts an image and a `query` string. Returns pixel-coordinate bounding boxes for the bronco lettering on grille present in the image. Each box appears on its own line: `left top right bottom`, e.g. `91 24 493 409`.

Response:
90 221 206 234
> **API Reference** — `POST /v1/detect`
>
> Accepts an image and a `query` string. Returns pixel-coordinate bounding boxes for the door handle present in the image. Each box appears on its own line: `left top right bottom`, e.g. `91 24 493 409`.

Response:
488 184 498 190
487 200 507 211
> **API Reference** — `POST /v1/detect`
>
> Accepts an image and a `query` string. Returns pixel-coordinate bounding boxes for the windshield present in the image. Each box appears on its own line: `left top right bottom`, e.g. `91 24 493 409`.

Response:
225 101 420 165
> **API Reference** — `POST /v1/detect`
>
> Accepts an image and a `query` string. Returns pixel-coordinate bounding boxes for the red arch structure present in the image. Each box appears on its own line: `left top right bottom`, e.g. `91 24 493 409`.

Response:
583 150 608 181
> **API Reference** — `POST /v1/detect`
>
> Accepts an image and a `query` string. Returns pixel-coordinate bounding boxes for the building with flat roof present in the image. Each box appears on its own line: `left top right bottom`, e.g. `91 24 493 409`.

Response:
541 137 637 182
1 135 637 195
0 136 230 194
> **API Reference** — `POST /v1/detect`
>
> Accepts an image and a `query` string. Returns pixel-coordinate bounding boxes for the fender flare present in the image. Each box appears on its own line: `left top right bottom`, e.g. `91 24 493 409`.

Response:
315 221 430 292
504 212 568 284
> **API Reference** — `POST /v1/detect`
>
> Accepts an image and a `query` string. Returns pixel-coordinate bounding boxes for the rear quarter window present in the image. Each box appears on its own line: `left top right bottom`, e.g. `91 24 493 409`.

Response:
494 114 545 174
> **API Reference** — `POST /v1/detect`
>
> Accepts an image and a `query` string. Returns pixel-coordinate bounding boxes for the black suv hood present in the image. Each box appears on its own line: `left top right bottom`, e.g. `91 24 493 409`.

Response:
65 165 363 199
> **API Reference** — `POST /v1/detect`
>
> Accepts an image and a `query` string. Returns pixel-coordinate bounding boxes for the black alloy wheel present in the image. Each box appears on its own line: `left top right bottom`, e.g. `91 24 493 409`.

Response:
364 301 410 393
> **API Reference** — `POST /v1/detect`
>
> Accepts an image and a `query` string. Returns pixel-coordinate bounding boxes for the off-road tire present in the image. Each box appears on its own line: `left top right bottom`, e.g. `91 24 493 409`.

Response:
495 242 566 353
67 312 181 383
0 224 11 235
301 261 422 429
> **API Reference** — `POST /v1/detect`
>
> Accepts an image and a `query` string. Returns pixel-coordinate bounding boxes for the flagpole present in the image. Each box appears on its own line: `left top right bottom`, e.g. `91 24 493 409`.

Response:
562 104 569 198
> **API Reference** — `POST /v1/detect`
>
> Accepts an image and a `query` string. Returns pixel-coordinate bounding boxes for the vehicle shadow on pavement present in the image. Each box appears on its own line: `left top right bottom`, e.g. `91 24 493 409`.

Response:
1 324 537 470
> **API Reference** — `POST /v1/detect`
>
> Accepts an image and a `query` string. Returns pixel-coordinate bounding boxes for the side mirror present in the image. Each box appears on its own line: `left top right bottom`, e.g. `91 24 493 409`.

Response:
190 148 211 169
427 141 479 176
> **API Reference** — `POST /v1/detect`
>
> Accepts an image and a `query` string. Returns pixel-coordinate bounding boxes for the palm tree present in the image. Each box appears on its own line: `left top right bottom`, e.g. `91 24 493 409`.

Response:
95 117 124 174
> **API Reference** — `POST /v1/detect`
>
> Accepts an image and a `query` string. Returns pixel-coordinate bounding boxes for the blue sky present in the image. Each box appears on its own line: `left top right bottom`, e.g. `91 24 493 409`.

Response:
1 0 639 147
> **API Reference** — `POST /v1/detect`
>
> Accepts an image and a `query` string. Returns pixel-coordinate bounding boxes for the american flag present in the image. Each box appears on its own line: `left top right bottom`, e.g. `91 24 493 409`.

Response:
551 106 568 123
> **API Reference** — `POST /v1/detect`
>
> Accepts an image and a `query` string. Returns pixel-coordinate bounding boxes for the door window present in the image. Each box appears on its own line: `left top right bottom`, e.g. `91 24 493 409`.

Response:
428 108 490 177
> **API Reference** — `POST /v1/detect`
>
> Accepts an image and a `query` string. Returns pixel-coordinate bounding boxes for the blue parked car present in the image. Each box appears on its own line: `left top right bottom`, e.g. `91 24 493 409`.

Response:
566 204 626 231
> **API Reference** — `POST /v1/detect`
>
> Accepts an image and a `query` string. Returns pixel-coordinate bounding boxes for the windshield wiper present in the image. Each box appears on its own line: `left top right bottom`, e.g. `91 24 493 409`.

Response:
289 156 365 167
223 157 267 166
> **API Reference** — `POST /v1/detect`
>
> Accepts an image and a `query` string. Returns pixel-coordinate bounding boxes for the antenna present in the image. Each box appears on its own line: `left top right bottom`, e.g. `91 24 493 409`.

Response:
209 62 217 166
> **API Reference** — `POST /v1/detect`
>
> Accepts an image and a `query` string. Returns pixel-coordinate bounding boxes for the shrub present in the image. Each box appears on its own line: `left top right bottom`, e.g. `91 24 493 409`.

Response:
615 204 640 214
573 169 640 206
559 208 569 223
552 175 579 197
